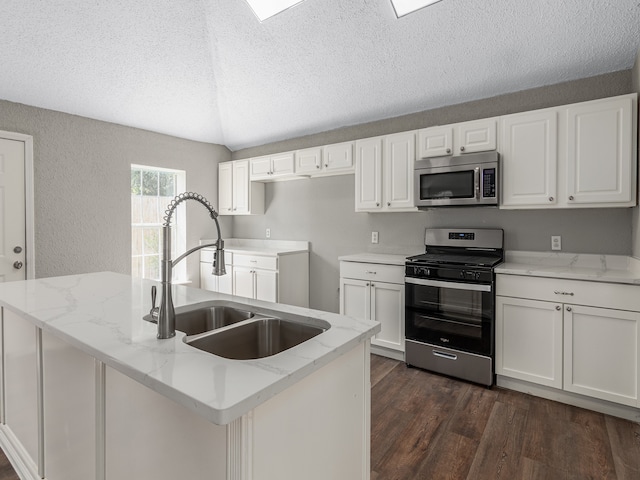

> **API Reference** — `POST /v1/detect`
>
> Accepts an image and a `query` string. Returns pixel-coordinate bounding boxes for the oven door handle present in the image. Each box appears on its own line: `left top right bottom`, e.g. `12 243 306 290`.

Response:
475 166 480 199
405 277 492 292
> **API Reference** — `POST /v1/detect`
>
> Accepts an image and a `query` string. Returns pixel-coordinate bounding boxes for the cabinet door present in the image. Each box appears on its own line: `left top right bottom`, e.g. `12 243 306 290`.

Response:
566 96 635 205
255 269 277 302
218 162 233 215
500 109 558 207
495 296 563 388
564 304 639 407
270 152 295 177
417 126 453 158
339 278 370 321
217 267 233 295
295 147 322 174
384 131 416 210
455 118 497 154
370 281 404 351
323 142 354 173
355 137 383 211
249 156 273 180
233 266 255 299
200 262 218 292
232 160 250 214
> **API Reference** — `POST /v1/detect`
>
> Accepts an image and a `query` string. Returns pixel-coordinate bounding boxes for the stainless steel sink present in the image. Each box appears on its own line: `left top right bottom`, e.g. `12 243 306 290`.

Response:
144 301 255 336
185 318 327 360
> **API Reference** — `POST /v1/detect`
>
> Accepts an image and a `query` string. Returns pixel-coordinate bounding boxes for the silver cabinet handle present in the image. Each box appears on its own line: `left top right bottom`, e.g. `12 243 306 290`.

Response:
371 283 375 287
14 246 23 254
13 261 23 270
365 271 377 274
433 350 457 360
549 197 554 202
446 148 451 154
554 291 574 296
376 203 380 207
316 164 320 169
460 146 466 152
566 306 572 312
555 305 561 311
387 202 391 206
568 195 574 201
324 164 328 168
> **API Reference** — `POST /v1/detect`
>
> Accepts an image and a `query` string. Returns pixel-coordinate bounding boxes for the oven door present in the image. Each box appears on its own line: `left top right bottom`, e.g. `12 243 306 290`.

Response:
405 277 494 356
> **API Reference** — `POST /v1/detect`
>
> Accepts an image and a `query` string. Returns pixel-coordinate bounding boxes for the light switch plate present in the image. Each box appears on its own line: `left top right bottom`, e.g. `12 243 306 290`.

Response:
551 235 561 251
266 228 271 238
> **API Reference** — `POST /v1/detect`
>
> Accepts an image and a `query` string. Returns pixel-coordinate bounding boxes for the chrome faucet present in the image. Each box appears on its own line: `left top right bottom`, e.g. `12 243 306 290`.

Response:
156 192 226 339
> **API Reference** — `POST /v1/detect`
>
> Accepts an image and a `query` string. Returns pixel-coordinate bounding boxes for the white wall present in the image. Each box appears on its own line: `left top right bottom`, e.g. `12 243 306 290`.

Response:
0 100 231 283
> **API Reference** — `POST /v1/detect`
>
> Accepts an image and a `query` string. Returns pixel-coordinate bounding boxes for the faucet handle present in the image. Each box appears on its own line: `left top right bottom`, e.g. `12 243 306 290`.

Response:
150 285 159 320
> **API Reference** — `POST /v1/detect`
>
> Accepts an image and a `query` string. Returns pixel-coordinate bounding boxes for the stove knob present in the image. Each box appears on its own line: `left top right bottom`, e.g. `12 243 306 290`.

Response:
459 271 466 279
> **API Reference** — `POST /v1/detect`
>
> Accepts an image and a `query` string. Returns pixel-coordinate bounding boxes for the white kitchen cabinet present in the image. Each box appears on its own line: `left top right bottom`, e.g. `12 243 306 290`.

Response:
564 304 640 407
500 108 559 207
320 142 355 175
340 260 405 359
233 265 278 302
496 296 563 388
218 160 265 215
499 93 637 209
250 152 296 181
417 118 497 158
355 132 417 212
200 250 233 295
496 274 640 408
295 147 323 174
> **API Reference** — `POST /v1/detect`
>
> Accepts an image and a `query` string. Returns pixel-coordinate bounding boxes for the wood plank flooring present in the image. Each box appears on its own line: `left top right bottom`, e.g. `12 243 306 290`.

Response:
0 354 638 479
371 354 640 480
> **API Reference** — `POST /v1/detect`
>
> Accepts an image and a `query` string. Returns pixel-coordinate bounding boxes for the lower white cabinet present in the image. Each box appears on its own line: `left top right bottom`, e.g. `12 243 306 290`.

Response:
340 260 404 357
496 274 640 408
200 246 309 308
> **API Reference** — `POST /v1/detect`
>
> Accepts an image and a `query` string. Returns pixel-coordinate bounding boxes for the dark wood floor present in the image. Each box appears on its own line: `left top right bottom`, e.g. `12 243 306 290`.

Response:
371 354 640 480
0 355 638 480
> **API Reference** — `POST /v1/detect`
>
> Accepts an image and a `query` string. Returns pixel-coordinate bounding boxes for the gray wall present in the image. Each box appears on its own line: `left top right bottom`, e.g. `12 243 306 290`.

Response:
0 100 231 283
231 70 635 313
632 49 640 258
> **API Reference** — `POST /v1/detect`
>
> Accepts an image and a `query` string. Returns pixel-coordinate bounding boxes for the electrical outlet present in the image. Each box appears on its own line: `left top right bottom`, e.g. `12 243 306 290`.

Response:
371 231 379 244
551 235 561 251
266 228 271 238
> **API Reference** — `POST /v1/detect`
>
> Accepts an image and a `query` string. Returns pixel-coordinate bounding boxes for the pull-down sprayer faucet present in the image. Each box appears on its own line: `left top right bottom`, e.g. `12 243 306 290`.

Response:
156 192 225 339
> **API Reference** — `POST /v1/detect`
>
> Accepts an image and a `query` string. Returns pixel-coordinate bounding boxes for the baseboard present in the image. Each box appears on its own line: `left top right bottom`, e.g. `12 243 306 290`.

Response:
496 375 640 422
371 344 404 362
0 424 39 480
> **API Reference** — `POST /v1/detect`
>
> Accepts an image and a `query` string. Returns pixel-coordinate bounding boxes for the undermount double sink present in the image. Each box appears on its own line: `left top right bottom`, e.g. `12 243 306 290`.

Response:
145 301 329 360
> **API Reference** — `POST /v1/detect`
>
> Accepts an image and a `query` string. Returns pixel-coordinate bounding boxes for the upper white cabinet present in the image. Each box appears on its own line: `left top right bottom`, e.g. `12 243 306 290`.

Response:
417 118 497 158
250 152 295 181
355 132 417 212
218 160 264 215
295 147 323 174
321 142 355 175
500 94 637 209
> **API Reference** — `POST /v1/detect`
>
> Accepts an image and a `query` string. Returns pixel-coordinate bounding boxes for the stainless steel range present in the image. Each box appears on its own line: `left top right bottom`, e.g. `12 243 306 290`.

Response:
404 228 504 386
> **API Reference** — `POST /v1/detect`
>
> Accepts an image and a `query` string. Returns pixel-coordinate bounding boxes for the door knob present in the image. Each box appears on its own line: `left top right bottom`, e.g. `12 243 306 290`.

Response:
13 261 23 270
14 246 23 254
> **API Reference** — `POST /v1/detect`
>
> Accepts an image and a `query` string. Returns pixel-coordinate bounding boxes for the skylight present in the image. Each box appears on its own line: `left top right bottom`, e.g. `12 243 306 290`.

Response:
390 0 443 17
245 0 306 22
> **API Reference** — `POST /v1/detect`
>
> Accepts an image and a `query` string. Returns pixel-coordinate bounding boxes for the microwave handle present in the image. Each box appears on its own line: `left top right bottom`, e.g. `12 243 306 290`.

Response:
474 167 480 199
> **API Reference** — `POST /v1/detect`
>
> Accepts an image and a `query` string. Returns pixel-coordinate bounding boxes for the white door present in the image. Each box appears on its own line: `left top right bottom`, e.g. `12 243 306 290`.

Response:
355 137 383 211
254 269 277 302
232 266 255 299
249 156 272 180
339 278 370 321
500 109 558 207
0 138 26 282
218 162 233 215
323 142 354 173
370 281 404 351
270 152 295 177
232 160 250 214
566 96 635 205
563 304 640 407
384 131 416 210
417 126 453 158
295 147 322 174
455 118 497 154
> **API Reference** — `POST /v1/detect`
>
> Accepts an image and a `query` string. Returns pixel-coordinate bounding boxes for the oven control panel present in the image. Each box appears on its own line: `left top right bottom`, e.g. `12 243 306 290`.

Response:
405 264 493 284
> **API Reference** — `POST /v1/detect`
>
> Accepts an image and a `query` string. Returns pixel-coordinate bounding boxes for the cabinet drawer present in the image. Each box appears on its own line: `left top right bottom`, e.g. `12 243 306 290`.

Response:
234 254 277 270
497 274 640 311
200 249 232 264
340 261 404 284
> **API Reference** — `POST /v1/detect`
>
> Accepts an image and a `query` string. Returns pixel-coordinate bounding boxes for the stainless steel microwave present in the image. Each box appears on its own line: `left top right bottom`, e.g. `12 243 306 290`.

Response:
414 151 499 208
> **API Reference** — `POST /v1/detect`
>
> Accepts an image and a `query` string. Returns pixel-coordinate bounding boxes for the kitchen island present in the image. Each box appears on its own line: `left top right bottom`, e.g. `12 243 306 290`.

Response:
0 272 379 480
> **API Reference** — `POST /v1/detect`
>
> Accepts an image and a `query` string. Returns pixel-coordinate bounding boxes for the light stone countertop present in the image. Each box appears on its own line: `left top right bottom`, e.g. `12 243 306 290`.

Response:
0 272 379 425
338 252 419 266
495 251 640 285
200 238 309 256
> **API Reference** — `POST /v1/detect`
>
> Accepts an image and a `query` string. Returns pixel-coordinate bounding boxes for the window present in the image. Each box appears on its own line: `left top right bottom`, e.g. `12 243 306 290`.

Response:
131 165 186 281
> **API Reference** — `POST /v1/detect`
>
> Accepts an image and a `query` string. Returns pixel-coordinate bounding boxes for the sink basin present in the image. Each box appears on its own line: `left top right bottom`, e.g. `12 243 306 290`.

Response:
185 318 327 360
144 301 255 336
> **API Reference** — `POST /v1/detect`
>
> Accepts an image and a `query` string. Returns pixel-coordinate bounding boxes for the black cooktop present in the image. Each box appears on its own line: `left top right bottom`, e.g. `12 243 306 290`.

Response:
406 252 503 268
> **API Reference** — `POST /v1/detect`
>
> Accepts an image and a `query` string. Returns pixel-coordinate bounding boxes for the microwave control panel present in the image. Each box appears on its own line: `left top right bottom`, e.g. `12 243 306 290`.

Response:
482 168 496 198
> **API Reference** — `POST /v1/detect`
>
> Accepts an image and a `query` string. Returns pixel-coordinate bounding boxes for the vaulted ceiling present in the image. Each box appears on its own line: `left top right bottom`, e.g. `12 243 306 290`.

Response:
1 0 639 151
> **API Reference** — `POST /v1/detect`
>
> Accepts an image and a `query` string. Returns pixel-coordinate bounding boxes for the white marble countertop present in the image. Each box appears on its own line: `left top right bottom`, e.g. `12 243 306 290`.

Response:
0 272 379 425
200 238 309 256
495 251 640 285
338 252 418 266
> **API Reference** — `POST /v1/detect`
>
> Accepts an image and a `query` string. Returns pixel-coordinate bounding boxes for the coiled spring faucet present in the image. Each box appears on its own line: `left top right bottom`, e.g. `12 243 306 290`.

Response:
156 192 225 339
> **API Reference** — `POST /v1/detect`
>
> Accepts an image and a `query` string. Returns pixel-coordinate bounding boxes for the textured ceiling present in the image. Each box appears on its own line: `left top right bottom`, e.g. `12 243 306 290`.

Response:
1 0 639 151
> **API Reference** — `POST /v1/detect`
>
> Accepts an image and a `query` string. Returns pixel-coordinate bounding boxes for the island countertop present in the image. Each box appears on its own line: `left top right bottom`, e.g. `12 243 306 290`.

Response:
0 271 380 425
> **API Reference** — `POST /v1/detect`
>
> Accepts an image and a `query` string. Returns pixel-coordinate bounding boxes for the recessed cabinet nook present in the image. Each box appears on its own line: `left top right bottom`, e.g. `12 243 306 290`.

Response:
220 92 637 213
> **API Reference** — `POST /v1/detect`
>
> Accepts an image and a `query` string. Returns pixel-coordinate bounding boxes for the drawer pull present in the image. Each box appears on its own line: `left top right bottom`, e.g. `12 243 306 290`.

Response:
250 260 257 263
555 305 561 311
365 271 377 275
433 351 457 361
554 291 574 296
566 306 572 312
